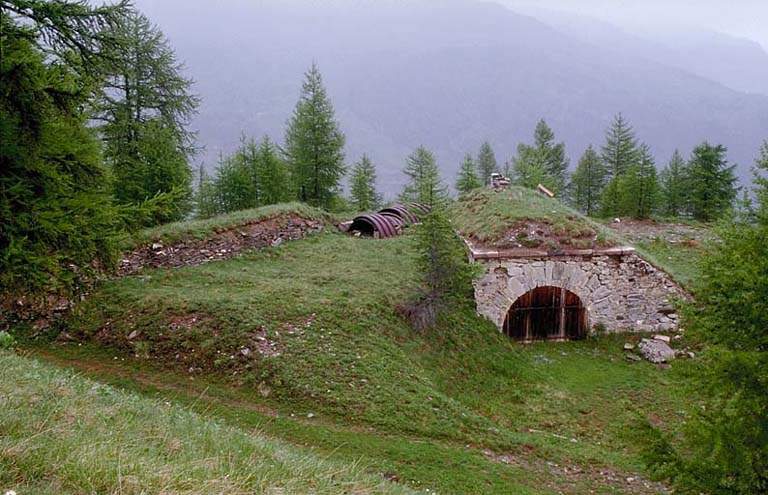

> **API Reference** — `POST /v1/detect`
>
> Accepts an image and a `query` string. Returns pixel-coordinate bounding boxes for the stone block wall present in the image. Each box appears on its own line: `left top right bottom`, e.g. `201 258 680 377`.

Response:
473 253 688 334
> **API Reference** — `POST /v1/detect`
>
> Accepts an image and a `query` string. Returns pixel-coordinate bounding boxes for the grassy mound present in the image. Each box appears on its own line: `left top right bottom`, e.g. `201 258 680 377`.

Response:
0 350 412 495
44 225 700 493
451 187 622 251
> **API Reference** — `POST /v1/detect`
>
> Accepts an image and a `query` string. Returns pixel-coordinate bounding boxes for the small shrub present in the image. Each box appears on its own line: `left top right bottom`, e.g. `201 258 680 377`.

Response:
0 331 17 350
590 322 608 340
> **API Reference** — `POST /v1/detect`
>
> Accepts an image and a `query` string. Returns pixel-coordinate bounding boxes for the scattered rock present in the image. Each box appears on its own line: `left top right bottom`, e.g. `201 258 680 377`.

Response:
257 382 271 398
240 347 252 357
306 412 315 419
119 216 325 276
638 338 675 364
381 472 400 482
653 334 671 342
127 329 140 340
625 353 642 362
623 343 635 350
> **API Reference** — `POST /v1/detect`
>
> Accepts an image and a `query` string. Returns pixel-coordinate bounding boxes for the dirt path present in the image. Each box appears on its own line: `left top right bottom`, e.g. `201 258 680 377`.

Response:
29 346 669 495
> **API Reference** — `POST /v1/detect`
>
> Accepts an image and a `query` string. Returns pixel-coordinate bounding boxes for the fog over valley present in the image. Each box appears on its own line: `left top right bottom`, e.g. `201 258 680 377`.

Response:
136 0 768 195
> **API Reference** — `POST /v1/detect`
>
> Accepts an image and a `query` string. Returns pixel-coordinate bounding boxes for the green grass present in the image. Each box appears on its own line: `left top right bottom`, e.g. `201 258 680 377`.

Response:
0 350 414 495
14 227 702 493
451 187 623 250
121 202 334 249
633 239 706 290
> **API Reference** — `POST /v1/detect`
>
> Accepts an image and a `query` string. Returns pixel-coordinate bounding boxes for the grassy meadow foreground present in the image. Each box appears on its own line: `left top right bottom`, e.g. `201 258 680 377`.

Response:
3 201 714 494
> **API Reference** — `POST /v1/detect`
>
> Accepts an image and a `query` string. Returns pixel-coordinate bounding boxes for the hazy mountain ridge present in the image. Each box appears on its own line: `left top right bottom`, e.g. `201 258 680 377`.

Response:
137 0 768 195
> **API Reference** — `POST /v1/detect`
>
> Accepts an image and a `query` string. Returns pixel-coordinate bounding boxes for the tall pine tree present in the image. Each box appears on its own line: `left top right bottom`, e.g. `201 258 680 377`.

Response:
349 154 381 211
686 142 737 222
476 141 498 186
455 153 482 195
569 146 607 216
600 113 639 217
512 119 568 193
618 143 660 219
284 63 346 209
601 113 639 178
400 146 447 206
659 149 688 217
533 119 569 193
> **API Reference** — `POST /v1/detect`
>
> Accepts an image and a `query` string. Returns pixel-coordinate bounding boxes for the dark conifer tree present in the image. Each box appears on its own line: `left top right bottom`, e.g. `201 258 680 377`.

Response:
1 1 129 295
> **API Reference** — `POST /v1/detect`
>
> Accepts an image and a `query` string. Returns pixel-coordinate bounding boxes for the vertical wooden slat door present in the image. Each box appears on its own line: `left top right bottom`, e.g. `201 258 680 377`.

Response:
503 286 586 342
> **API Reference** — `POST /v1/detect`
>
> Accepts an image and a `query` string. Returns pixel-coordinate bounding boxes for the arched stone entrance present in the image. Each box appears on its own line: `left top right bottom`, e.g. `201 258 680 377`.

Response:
503 286 586 342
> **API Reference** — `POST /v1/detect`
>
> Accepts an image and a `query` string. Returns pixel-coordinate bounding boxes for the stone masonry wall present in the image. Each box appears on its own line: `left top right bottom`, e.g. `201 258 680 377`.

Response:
473 253 688 334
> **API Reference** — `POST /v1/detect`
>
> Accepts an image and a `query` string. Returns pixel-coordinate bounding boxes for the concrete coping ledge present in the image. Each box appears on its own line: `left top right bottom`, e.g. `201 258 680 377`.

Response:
469 245 636 260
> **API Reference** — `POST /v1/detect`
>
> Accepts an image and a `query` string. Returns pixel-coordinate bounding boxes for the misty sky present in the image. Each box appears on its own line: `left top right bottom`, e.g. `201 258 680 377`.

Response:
502 0 768 49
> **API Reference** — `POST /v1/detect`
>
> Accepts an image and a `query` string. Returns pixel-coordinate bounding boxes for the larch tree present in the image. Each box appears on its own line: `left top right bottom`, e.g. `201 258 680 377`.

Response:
96 8 199 224
476 141 498 186
194 164 219 219
618 143 660 219
646 211 768 495
569 146 607 216
399 146 447 206
256 136 291 206
533 119 569 193
601 113 639 178
284 63 346 209
511 119 568 194
349 154 381 211
406 150 472 330
659 149 688 217
751 140 768 222
1 0 129 295
455 153 482 195
512 143 549 190
686 142 738 222
600 113 639 217
212 142 259 214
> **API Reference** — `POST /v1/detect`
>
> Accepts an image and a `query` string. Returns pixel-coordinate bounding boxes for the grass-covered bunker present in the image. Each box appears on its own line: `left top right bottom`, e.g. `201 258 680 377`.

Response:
453 188 687 342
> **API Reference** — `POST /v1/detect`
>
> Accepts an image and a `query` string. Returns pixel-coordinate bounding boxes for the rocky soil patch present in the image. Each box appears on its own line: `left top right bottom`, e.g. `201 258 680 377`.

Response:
483 449 670 494
606 218 716 245
119 215 324 276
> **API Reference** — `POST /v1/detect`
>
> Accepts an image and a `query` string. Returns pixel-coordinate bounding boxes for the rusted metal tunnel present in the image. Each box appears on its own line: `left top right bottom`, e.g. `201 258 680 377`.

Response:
348 203 429 239
503 286 587 342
